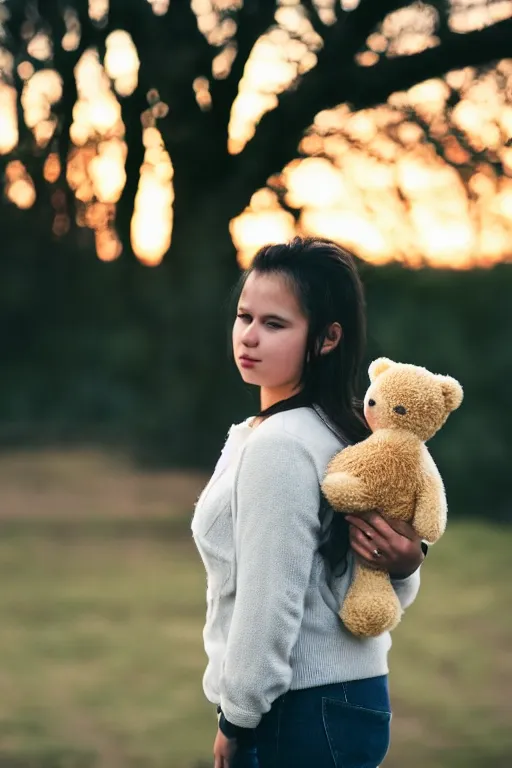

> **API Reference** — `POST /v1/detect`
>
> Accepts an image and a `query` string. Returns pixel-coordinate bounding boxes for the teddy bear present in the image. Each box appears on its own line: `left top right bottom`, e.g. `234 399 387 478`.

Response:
321 357 463 638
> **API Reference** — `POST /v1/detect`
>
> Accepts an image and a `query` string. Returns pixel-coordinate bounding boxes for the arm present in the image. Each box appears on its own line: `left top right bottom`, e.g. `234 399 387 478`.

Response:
390 540 428 610
390 568 421 610
219 431 320 730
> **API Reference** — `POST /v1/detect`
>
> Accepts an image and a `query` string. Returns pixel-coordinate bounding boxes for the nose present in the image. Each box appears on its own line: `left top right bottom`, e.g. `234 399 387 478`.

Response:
242 323 259 347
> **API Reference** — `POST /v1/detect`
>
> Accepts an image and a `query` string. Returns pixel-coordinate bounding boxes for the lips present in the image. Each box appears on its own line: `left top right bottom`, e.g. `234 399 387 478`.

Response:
240 355 260 363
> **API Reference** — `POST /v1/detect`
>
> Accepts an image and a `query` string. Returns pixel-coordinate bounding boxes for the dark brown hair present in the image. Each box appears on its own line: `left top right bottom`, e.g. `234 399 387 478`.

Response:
232 236 370 572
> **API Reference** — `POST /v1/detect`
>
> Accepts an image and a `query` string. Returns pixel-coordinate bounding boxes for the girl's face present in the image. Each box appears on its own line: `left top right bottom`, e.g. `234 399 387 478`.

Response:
232 271 309 396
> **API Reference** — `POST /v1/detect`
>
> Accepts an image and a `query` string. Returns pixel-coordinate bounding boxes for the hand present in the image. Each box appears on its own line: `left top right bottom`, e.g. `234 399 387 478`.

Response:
346 511 425 578
213 727 237 768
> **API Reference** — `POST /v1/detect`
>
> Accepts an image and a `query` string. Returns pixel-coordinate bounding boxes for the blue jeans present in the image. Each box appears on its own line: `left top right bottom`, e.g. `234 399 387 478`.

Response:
232 675 391 768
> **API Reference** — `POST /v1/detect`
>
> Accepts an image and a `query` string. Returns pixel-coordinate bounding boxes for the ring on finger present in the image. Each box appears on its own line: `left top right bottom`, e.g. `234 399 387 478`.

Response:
373 548 382 557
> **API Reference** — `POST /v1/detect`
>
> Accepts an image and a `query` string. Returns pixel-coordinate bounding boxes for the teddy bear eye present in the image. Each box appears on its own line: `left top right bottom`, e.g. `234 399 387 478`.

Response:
394 405 407 415
368 399 376 407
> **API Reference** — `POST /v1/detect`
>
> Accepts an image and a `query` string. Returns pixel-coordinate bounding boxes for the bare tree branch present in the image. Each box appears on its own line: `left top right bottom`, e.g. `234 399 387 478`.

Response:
345 17 512 110
226 0 408 204
229 14 512 213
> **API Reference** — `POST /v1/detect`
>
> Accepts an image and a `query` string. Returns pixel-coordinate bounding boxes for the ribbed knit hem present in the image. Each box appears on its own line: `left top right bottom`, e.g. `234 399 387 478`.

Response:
220 699 263 730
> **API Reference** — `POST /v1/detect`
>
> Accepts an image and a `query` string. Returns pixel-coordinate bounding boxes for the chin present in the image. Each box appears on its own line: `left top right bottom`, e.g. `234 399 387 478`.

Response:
238 369 263 385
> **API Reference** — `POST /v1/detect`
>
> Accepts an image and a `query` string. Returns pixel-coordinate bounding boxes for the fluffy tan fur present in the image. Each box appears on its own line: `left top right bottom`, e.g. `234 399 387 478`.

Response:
321 358 463 638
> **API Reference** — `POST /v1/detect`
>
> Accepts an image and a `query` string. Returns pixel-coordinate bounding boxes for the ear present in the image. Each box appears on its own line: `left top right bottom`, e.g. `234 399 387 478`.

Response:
368 357 395 382
319 322 342 356
438 375 463 413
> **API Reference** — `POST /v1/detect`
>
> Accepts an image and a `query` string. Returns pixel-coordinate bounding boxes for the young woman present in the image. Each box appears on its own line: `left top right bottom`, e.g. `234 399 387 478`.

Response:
191 237 426 768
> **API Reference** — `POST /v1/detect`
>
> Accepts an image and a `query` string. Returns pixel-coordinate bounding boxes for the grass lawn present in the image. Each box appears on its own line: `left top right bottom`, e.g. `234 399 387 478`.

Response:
0 450 510 767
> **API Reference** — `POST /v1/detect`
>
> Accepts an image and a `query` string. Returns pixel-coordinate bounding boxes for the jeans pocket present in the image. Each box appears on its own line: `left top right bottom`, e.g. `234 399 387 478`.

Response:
322 697 391 768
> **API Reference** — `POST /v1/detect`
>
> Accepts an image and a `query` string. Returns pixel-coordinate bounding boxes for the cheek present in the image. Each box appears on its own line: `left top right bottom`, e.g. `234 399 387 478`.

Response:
232 320 241 349
276 331 306 366
260 330 306 383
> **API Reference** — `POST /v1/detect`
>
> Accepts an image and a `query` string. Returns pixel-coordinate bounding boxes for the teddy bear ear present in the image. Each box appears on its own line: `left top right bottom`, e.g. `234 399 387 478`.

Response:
368 357 395 382
438 375 464 413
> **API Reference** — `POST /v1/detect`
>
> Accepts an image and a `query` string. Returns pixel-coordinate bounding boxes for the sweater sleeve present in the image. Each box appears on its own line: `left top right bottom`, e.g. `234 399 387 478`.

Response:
391 567 421 610
390 540 427 610
219 431 321 729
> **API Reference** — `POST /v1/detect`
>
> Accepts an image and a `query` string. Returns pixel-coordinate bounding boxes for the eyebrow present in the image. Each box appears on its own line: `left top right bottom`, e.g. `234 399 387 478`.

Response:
238 306 290 323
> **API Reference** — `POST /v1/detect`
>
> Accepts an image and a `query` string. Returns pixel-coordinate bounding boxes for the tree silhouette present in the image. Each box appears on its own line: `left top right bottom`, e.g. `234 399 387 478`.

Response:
0 0 510 467
2 0 511 266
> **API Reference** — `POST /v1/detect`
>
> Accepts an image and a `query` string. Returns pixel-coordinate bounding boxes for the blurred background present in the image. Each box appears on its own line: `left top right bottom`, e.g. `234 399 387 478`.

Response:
0 0 511 766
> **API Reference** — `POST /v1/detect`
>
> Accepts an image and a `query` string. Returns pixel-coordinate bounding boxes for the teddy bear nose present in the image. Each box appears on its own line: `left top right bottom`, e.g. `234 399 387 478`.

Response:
368 399 376 406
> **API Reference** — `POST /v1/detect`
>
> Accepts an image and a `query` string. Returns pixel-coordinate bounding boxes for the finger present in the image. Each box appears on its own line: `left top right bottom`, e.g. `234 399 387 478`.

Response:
349 525 390 556
350 527 391 559
350 537 389 567
354 511 408 544
385 518 419 540
352 511 420 543
347 518 389 552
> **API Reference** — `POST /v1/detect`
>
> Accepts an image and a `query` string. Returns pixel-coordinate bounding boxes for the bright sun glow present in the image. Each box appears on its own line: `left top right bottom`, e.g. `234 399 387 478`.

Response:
2 3 512 269
130 127 175 266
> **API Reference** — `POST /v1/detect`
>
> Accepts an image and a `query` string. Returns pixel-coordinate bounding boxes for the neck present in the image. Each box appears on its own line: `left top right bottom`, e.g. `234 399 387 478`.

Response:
260 385 302 412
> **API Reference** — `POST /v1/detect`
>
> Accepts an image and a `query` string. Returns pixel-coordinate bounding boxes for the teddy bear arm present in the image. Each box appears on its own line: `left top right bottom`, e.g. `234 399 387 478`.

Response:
322 471 372 512
413 471 447 544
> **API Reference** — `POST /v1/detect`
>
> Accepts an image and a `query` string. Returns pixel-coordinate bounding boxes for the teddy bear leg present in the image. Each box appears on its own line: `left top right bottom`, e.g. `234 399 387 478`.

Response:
341 561 403 638
322 472 371 512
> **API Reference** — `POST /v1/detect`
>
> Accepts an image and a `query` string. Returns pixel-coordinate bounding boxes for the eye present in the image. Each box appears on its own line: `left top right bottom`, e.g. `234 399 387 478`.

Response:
368 399 376 407
394 405 407 415
237 313 251 322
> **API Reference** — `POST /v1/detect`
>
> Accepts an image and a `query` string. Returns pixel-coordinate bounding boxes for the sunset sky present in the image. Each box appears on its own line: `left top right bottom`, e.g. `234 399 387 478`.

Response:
0 0 511 269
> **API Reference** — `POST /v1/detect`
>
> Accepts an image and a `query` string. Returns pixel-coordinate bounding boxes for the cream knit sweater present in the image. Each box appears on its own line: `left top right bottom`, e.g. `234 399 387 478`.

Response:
191 406 421 729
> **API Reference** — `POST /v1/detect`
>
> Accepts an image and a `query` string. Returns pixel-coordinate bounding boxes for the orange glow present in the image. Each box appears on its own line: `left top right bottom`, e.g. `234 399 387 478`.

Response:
62 8 81 52
0 83 18 154
27 33 52 61
104 30 140 97
228 5 321 155
17 61 34 80
131 128 174 266
303 208 392 264
44 153 61 183
0 5 510 271
5 161 36 209
230 187 295 268
0 49 14 79
147 0 170 15
355 51 379 67
193 77 212 111
89 139 127 202
95 227 123 262
34 118 58 148
21 69 62 145
72 50 123 144
212 45 237 80
284 157 351 208
89 0 109 23
234 58 512 270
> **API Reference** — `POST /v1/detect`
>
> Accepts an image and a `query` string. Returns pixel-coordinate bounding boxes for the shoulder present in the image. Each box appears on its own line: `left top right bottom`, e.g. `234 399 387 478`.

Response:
240 407 346 478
